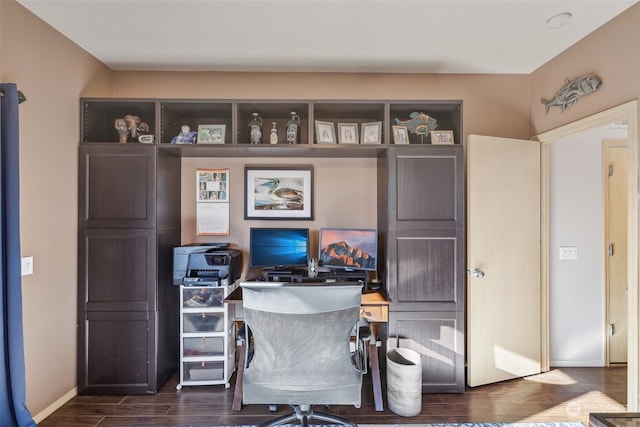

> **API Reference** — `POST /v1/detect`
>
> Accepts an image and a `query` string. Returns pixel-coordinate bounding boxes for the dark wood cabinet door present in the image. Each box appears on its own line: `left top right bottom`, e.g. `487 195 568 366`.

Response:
79 145 156 228
78 228 156 312
385 146 465 310
78 310 156 394
388 310 465 393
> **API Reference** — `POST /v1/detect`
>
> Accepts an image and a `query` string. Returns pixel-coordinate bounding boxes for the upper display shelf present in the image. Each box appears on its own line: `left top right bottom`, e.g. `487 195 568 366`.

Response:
81 98 462 152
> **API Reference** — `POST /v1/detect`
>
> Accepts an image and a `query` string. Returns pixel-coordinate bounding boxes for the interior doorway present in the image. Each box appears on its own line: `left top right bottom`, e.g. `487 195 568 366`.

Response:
536 100 638 410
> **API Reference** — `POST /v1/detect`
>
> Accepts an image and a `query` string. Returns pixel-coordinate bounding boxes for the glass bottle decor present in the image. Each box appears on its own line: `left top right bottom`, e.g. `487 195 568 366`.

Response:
248 112 263 144
269 122 278 144
285 112 301 144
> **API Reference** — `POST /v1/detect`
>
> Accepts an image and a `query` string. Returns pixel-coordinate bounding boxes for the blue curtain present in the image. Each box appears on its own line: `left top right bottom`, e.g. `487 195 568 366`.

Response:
0 83 36 426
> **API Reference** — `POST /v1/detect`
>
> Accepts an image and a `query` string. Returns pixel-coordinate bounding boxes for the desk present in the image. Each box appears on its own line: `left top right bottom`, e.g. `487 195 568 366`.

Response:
225 285 390 412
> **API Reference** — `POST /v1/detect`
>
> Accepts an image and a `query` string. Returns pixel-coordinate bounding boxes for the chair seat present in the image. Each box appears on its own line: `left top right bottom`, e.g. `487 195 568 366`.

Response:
243 366 361 405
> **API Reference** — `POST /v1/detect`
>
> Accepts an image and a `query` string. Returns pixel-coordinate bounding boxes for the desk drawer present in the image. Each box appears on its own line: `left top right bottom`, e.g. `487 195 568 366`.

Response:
361 305 388 322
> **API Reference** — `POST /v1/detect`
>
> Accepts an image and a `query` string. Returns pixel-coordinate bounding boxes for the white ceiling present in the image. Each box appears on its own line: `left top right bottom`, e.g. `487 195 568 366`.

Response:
16 0 639 74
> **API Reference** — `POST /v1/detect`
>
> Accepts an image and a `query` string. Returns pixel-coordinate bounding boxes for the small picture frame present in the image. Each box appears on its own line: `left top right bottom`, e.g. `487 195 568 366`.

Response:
338 123 359 144
197 124 226 144
392 125 409 144
315 120 336 144
361 121 382 144
431 130 455 145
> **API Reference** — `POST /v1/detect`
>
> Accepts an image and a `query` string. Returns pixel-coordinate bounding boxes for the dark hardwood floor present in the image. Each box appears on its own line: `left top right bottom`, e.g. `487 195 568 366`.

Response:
39 366 627 427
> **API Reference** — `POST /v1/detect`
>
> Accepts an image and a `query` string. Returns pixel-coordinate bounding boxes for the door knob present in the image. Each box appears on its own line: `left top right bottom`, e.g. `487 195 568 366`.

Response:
467 268 485 278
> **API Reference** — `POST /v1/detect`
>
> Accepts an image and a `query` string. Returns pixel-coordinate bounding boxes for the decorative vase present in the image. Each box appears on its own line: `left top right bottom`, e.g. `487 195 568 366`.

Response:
269 122 278 144
285 112 301 144
248 113 263 144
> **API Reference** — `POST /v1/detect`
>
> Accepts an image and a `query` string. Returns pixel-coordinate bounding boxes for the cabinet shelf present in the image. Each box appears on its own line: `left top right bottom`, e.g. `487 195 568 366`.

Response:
82 98 462 149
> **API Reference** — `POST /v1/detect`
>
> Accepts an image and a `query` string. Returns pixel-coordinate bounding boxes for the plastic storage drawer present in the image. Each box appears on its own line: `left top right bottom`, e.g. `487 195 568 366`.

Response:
182 287 225 308
183 336 224 357
183 360 225 381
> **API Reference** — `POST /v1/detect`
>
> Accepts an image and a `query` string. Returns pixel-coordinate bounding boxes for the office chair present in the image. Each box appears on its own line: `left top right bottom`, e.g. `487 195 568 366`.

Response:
240 282 366 427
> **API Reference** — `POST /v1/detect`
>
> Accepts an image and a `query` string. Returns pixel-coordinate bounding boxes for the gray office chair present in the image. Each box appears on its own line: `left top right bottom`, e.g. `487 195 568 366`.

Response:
240 282 366 427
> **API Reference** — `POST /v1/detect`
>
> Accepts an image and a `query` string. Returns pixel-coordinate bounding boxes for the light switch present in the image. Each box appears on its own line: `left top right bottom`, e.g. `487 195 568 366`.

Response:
559 246 578 260
21 256 33 275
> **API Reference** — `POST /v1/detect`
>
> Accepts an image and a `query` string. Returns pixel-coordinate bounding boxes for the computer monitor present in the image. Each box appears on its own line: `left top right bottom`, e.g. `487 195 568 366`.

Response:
249 227 310 270
318 228 378 271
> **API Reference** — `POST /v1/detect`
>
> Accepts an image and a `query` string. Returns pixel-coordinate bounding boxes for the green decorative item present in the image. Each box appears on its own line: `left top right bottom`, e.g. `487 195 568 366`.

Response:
395 112 437 143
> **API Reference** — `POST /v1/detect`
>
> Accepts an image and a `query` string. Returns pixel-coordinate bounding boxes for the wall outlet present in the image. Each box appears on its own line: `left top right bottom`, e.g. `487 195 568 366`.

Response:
559 246 578 260
21 256 33 276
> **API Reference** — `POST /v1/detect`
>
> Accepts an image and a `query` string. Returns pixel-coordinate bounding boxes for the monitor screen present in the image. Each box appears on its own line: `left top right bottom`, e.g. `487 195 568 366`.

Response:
318 228 378 271
249 227 310 269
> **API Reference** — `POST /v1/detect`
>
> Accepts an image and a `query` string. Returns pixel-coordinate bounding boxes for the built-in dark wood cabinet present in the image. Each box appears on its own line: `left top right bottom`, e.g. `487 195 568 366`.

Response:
79 97 464 393
380 144 465 393
78 143 180 394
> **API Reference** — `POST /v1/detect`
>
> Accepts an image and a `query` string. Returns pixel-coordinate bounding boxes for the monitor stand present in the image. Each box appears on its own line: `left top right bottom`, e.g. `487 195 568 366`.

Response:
330 270 368 290
261 267 305 282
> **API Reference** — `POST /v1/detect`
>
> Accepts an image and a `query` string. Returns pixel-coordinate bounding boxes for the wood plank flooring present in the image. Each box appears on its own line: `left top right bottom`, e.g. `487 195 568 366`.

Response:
39 366 627 427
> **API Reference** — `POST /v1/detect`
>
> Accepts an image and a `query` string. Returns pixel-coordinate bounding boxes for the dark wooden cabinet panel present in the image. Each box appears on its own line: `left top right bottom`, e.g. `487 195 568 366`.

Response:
78 310 155 394
388 310 465 393
78 228 156 312
381 143 465 393
78 143 181 394
79 145 156 228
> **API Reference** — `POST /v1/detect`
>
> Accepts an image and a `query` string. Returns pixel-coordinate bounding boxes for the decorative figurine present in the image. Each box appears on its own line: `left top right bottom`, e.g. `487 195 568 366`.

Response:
285 112 301 144
541 75 602 114
248 112 263 144
114 114 149 143
171 125 197 144
269 122 278 144
395 112 437 144
308 258 319 278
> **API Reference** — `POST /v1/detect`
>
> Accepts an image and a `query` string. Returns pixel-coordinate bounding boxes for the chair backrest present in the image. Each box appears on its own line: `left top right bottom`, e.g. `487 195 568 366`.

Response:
240 282 363 406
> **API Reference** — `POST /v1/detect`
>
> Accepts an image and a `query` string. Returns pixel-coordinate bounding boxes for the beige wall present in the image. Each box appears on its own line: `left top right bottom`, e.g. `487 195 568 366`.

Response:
530 3 640 135
0 0 112 418
3 0 640 420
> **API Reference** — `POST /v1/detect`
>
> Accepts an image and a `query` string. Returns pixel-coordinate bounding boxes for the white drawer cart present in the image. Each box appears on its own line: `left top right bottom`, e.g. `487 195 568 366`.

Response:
177 282 236 389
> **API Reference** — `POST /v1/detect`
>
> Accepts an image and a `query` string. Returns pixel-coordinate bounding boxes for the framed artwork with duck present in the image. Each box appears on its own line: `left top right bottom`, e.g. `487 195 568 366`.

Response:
244 165 314 220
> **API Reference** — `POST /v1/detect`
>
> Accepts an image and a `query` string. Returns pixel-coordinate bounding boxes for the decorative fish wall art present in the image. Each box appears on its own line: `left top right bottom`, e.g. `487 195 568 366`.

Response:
541 75 602 114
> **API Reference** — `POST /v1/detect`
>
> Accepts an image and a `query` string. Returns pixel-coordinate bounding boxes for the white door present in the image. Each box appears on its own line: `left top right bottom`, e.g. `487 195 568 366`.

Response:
467 135 542 387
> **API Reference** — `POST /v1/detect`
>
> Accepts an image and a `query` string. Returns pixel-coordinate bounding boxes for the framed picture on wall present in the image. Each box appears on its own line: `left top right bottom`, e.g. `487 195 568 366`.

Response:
244 166 313 220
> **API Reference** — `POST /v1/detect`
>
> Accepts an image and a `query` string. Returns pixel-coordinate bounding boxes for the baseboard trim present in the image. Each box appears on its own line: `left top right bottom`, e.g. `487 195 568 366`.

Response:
550 360 605 367
33 387 77 424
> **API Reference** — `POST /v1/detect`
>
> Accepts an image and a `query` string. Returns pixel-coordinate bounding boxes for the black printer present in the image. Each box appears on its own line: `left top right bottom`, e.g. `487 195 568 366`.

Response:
173 244 242 287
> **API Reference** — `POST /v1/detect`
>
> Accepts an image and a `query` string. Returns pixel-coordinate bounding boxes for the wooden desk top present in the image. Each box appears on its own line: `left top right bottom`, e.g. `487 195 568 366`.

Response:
224 284 390 305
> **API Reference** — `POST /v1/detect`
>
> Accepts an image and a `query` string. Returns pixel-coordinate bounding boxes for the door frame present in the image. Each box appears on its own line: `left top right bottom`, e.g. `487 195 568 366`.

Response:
535 100 639 410
604 139 629 365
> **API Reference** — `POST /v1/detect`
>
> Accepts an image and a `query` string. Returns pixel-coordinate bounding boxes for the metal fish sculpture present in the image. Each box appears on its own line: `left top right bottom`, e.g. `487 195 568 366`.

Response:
541 75 602 114
395 112 438 135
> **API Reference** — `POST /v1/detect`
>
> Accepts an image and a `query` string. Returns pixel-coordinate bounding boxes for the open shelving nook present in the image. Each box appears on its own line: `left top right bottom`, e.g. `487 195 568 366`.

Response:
81 98 462 157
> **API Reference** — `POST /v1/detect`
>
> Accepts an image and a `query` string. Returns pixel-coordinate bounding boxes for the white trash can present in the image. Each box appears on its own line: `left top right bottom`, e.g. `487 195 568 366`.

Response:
386 348 422 417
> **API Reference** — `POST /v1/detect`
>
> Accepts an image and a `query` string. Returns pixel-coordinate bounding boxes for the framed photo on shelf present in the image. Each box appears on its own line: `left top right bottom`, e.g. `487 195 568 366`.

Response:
337 123 359 144
392 125 409 144
315 120 336 144
244 165 314 220
361 121 382 144
431 130 455 145
197 124 226 144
